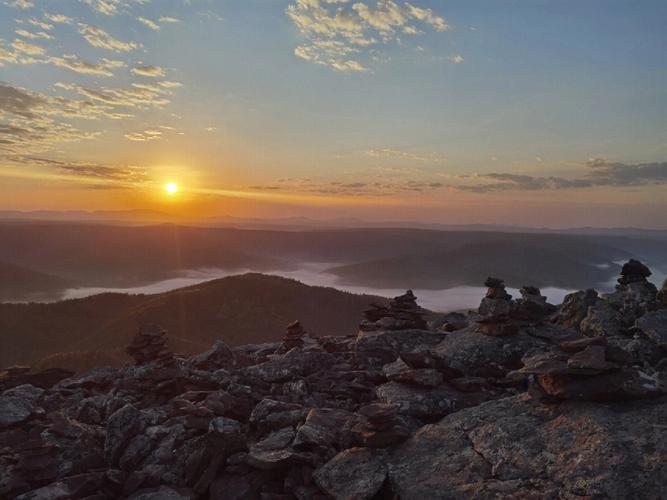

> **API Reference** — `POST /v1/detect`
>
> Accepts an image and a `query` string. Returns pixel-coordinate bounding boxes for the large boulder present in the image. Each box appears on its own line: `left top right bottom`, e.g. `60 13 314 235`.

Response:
431 327 544 378
534 368 664 401
355 329 444 368
376 381 487 421
388 394 667 499
239 350 336 383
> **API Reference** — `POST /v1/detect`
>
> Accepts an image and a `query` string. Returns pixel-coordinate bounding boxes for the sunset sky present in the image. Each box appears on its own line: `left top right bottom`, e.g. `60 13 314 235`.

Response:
1 0 666 227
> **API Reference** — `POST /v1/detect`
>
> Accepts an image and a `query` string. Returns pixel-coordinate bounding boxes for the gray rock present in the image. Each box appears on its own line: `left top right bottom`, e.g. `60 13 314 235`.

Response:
105 404 149 466
314 447 387 500
567 345 614 373
355 329 444 368
388 394 667 499
0 384 43 428
208 416 242 437
552 289 598 329
580 300 625 337
535 368 665 401
189 340 234 370
250 399 307 434
240 351 336 383
254 427 296 451
432 327 544 378
376 381 479 420
478 296 512 320
293 408 356 450
634 309 667 348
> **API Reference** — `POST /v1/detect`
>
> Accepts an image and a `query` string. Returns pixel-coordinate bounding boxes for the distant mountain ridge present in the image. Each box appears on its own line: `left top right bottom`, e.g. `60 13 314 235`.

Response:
0 222 665 302
0 260 71 302
2 211 667 237
326 241 621 290
0 273 386 370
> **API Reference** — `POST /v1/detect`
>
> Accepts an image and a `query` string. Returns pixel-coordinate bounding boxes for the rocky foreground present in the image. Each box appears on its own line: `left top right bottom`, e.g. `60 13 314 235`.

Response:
1 260 667 499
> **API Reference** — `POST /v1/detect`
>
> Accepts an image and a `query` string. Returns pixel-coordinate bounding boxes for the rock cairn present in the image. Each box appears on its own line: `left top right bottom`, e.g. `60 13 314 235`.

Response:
125 323 175 366
359 290 428 332
605 259 658 323
275 320 307 354
512 285 556 322
617 259 652 286
354 403 410 448
477 277 518 337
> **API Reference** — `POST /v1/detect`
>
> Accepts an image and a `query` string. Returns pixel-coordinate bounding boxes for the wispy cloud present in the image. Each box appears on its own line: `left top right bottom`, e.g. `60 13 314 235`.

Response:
6 155 149 188
28 18 53 31
44 13 73 24
286 0 449 72
124 129 162 142
159 16 181 24
0 84 102 153
137 16 160 30
80 0 122 16
365 147 448 164
15 29 54 41
55 81 173 109
247 176 444 197
131 65 166 77
452 159 667 193
4 0 34 9
78 24 141 52
49 54 125 76
11 38 44 55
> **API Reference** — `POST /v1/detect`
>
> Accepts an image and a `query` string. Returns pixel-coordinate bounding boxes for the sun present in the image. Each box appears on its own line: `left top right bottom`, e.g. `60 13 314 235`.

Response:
165 182 179 195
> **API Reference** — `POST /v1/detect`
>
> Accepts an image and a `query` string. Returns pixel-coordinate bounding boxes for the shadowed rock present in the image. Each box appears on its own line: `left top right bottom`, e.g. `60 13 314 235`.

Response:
477 277 518 337
125 324 175 367
359 290 427 332
3 271 667 499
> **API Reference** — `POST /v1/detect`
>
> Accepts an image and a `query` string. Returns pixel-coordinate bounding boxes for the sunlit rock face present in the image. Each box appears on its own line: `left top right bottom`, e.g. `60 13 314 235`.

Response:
1 259 666 499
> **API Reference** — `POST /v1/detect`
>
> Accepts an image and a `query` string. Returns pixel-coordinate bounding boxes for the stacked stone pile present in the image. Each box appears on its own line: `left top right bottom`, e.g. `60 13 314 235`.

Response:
275 320 307 354
476 277 518 337
512 285 556 322
604 258 658 323
359 290 428 332
125 324 175 367
353 403 410 448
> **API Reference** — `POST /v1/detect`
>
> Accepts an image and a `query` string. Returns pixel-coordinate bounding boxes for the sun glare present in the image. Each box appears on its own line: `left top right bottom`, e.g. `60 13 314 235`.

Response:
165 182 179 195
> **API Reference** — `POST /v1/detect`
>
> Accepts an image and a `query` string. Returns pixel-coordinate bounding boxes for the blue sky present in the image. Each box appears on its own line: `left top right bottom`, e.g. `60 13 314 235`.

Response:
1 0 666 226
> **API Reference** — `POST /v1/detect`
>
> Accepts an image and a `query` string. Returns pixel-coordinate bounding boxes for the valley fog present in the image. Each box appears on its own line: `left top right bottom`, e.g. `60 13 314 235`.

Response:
60 263 578 313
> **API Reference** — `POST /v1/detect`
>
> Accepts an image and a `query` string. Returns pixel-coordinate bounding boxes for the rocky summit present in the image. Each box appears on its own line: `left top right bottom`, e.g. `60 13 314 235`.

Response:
1 260 667 499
